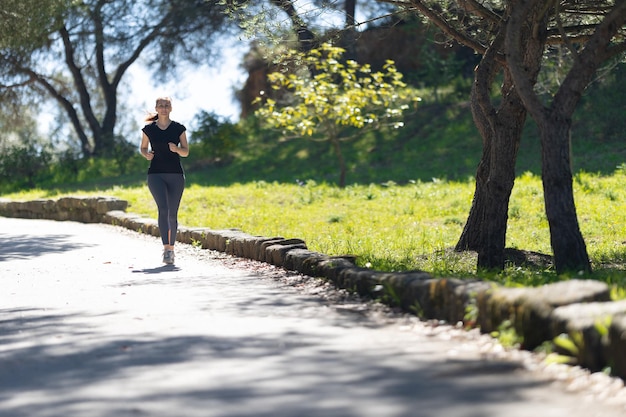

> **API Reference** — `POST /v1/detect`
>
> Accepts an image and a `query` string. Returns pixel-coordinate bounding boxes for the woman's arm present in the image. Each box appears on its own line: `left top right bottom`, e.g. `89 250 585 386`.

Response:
169 131 189 157
140 132 154 160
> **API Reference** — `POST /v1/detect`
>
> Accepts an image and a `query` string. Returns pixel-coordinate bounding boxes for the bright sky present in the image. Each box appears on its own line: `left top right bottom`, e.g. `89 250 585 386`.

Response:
127 41 249 132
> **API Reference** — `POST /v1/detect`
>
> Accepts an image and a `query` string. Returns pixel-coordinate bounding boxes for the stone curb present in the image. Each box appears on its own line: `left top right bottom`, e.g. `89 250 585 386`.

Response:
2 196 626 380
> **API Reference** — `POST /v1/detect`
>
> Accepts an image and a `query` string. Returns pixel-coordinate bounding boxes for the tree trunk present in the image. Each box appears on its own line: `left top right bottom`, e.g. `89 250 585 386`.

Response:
93 86 118 157
540 112 591 273
535 2 626 274
456 27 528 270
341 0 358 61
455 31 501 253
455 141 489 251
458 0 546 271
477 108 524 270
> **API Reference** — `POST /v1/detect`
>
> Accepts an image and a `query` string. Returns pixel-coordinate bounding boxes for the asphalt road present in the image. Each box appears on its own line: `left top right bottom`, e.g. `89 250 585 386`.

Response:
1 217 625 417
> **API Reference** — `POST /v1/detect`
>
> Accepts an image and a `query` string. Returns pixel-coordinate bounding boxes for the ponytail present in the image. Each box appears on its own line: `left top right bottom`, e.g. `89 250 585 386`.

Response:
144 112 158 123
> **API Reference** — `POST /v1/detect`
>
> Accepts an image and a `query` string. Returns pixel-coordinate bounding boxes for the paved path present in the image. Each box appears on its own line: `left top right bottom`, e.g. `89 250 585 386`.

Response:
1 217 625 417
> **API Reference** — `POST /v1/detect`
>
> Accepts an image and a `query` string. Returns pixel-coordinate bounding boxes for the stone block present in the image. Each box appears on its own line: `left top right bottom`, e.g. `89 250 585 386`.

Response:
96 197 128 214
433 279 492 324
102 210 127 225
240 235 274 260
375 271 430 309
247 237 283 262
265 243 307 267
207 229 244 252
24 199 53 214
344 268 382 295
188 228 213 249
283 249 325 273
314 257 355 283
608 313 626 379
551 300 626 372
259 238 305 263
478 280 610 350
222 230 256 256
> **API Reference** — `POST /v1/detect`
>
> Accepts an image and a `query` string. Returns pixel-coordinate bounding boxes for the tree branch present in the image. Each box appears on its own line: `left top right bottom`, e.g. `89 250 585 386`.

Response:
110 11 176 89
554 1 626 116
22 66 92 153
59 24 101 138
458 0 502 25
406 0 489 55
270 0 316 51
504 0 546 124
554 0 581 61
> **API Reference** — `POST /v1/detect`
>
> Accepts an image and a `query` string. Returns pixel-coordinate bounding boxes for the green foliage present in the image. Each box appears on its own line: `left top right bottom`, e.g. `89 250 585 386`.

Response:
594 315 612 338
553 332 582 356
0 142 53 190
0 0 67 49
490 320 523 348
191 111 241 162
463 292 479 328
549 332 584 365
376 281 402 308
415 29 471 102
257 42 413 134
255 42 418 186
111 137 141 176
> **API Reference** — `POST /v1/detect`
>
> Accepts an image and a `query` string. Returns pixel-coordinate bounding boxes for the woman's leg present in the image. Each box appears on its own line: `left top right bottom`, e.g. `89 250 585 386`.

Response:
147 174 170 246
163 174 185 247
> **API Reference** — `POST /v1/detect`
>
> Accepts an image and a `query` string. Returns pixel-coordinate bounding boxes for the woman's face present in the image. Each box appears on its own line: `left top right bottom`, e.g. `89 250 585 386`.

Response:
155 100 172 116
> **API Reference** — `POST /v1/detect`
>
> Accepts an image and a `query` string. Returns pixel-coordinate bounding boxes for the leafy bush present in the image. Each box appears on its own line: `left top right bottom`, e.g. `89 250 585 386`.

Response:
191 111 241 163
0 142 53 191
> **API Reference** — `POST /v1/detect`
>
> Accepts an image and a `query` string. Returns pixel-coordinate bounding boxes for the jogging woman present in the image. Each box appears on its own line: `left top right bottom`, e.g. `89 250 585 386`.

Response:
140 97 189 265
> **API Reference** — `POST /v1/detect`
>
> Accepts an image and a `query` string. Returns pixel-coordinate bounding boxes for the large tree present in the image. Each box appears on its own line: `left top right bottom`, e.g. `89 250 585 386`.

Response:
0 0 232 157
381 0 626 274
505 0 626 273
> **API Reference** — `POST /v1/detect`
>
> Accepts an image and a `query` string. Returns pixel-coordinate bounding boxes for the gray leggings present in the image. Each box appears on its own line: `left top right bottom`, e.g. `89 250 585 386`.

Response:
147 173 185 246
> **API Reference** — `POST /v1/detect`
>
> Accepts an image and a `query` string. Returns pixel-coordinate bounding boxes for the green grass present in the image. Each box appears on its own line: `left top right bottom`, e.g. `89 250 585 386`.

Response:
6 170 626 299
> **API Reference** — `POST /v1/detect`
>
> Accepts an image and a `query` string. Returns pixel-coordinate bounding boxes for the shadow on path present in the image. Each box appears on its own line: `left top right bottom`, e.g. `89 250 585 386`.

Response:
0 306 549 417
131 265 181 274
0 234 92 262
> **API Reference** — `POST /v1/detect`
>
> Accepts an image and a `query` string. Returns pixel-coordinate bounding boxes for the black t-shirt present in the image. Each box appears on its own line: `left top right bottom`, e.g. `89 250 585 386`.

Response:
142 121 186 174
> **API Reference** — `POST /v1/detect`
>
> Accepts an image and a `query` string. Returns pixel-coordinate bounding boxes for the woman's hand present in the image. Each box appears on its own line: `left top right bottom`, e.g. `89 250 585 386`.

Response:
140 146 154 160
169 134 189 157
168 142 179 154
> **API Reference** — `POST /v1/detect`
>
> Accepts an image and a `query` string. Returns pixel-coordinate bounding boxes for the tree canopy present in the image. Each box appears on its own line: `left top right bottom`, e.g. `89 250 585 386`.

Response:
0 0 66 49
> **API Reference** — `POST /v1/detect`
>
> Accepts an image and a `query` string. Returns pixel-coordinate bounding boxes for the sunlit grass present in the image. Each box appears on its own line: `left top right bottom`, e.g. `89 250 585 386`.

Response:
5 170 626 298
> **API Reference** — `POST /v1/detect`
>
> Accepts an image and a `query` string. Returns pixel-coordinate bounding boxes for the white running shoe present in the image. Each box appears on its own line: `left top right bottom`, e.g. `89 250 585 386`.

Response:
162 249 175 265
